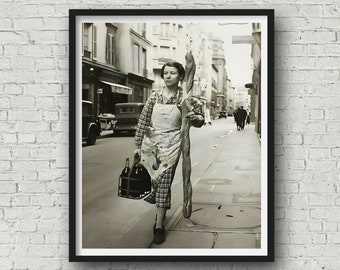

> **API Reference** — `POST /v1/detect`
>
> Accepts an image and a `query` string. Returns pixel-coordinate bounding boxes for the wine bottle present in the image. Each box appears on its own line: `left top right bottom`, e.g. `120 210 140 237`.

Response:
119 157 130 196
121 157 130 177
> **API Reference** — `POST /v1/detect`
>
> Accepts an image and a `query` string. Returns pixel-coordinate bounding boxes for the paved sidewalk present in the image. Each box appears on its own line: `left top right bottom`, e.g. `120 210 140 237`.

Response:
151 121 262 249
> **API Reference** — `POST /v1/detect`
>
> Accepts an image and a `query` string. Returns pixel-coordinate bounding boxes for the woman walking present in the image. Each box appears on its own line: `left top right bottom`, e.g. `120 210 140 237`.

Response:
135 61 204 245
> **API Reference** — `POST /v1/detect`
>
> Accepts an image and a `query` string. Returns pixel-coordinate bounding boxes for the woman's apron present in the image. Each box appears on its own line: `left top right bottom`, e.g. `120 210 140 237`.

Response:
140 102 182 180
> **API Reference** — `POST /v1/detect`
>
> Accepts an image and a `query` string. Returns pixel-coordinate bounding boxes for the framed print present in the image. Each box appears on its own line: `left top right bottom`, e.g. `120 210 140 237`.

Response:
69 9 274 262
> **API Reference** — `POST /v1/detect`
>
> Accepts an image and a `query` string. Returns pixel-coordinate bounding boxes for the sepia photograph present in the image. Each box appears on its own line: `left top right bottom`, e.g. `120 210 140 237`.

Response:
69 9 274 261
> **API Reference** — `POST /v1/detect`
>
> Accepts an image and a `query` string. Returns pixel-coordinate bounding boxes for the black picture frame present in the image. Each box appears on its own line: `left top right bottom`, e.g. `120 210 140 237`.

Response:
69 9 274 262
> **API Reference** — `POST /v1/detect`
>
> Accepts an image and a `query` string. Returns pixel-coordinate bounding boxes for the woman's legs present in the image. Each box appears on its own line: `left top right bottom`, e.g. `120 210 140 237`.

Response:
155 207 166 229
154 207 167 244
152 165 177 244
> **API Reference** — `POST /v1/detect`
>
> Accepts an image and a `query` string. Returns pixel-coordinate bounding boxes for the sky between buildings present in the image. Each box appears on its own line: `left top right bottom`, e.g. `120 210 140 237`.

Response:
200 23 253 89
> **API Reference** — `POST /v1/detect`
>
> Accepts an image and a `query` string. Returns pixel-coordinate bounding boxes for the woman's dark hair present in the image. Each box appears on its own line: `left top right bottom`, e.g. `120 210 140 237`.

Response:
160 62 185 81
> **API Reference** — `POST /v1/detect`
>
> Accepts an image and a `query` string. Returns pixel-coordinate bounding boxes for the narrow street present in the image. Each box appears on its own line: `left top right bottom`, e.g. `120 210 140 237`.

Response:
82 117 261 249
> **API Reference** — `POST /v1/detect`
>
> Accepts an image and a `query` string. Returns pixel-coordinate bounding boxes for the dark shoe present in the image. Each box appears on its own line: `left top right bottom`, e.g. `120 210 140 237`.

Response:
154 228 165 245
153 224 164 234
153 214 166 234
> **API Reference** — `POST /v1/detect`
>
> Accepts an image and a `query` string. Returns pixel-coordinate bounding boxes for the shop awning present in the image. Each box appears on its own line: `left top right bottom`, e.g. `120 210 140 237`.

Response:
100 80 132 95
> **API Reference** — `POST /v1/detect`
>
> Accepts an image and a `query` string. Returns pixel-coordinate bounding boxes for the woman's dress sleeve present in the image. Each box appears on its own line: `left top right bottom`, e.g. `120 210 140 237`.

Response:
135 92 156 149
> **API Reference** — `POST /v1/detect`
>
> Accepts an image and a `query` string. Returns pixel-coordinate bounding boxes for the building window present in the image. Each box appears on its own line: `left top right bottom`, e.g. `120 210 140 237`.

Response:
132 42 147 75
141 48 147 76
83 24 89 51
160 23 170 38
133 85 144 102
93 25 97 58
152 24 158 34
133 43 140 73
160 46 170 59
106 25 117 66
108 35 116 65
153 45 158 59
83 23 92 58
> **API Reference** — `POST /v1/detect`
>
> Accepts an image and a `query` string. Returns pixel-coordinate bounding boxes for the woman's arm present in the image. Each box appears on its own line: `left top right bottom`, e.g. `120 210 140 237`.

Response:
135 92 156 149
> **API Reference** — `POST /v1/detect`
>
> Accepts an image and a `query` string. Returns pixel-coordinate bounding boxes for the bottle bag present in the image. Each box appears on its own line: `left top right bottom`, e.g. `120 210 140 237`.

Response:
118 156 151 199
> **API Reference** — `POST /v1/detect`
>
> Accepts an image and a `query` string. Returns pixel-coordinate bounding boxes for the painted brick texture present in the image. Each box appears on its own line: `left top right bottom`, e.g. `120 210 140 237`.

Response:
1 1 339 269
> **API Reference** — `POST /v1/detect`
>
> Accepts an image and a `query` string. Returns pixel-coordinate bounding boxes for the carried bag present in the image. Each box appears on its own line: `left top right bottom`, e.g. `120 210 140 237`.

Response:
118 155 151 199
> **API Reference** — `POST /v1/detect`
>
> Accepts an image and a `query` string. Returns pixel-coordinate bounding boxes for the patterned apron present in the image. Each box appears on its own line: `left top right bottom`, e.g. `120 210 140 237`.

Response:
140 102 182 180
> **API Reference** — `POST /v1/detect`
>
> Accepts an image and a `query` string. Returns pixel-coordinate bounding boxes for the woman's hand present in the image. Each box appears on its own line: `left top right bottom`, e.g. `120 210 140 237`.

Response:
145 127 155 137
185 111 204 128
134 149 141 159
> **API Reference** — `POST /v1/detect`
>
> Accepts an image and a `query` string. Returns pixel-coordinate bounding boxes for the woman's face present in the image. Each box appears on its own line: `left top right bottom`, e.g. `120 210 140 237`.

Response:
163 66 182 88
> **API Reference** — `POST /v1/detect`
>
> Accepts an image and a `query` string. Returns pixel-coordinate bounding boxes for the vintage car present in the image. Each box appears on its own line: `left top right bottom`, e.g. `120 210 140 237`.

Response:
82 100 101 145
114 103 144 135
218 111 227 119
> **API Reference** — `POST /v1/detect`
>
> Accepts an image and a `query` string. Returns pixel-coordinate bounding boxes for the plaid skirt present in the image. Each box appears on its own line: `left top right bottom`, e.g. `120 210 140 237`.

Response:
144 165 177 209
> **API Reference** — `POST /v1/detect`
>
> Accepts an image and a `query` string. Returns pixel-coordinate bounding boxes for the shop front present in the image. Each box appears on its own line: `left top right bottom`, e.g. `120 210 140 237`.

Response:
127 73 154 103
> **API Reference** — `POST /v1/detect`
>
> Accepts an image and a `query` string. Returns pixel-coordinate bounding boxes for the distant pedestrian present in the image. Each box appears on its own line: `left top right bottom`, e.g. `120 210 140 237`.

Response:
246 110 251 125
234 108 242 130
240 106 247 130
204 107 212 125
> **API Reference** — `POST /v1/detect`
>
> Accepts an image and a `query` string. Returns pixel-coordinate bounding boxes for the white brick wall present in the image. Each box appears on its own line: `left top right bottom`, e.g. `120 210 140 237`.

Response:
1 1 339 269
